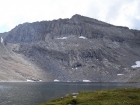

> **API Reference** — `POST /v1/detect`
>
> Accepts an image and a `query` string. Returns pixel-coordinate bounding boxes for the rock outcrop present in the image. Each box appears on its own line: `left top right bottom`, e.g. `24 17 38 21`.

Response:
1 14 140 82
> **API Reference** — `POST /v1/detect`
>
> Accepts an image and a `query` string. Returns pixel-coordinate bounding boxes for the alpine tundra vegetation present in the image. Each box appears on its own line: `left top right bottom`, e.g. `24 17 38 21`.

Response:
40 88 140 105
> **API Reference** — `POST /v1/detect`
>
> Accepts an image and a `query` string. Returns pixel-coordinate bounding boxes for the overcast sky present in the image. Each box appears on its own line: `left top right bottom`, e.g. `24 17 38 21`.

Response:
0 0 140 33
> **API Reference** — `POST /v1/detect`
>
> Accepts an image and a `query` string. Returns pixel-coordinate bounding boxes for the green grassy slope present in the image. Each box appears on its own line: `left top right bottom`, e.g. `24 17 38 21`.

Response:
40 88 140 105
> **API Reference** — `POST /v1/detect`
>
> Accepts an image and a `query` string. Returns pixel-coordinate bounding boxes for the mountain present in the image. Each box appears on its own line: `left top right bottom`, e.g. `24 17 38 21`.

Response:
0 14 140 82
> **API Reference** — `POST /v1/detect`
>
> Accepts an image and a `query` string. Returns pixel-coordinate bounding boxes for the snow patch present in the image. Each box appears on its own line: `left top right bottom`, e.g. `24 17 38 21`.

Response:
26 79 34 82
56 37 67 39
39 80 42 82
83 80 91 82
1 37 3 43
131 61 140 68
72 68 78 70
117 74 124 76
54 79 60 82
79 36 87 39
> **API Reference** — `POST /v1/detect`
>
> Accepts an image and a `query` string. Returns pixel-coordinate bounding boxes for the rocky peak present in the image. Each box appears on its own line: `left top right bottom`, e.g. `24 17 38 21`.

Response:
71 14 111 26
0 15 140 82
2 14 135 45
71 14 97 22
71 14 83 21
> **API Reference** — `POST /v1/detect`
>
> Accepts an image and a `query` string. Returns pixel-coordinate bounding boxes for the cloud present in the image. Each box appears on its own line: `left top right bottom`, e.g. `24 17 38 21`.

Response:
106 0 140 29
85 0 140 29
0 0 140 33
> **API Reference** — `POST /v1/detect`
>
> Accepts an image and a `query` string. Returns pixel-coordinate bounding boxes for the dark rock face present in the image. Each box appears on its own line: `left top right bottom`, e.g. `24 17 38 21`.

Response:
4 14 112 43
1 14 140 82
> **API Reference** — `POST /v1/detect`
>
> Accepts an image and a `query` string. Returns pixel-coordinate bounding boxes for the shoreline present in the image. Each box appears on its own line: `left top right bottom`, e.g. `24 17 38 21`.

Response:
39 88 140 105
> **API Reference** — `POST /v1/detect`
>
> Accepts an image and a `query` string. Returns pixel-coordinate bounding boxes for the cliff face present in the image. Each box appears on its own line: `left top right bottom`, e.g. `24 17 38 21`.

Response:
1 14 140 82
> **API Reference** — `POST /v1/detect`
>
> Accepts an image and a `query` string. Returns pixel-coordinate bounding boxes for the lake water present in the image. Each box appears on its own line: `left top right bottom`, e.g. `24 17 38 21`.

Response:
0 82 140 105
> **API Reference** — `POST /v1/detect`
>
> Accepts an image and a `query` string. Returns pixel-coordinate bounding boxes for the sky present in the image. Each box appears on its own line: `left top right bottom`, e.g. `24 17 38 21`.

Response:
0 0 140 33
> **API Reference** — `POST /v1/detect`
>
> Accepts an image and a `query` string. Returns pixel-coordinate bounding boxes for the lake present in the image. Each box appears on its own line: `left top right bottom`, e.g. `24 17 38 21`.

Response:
0 82 140 105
